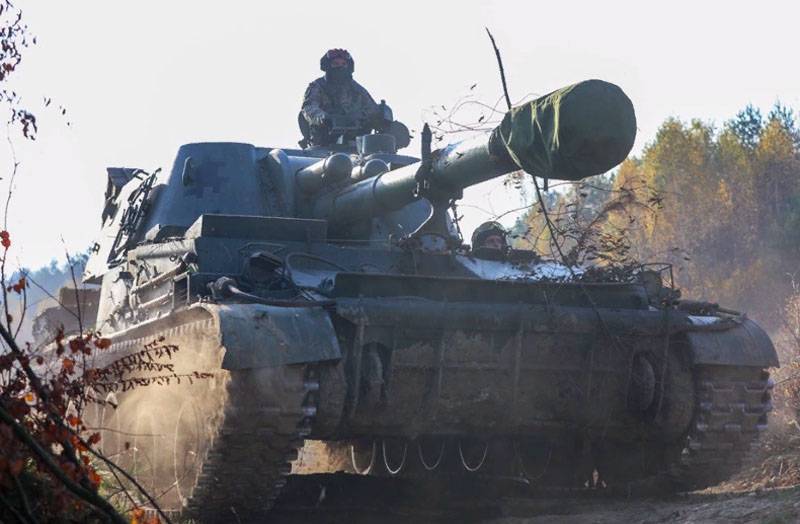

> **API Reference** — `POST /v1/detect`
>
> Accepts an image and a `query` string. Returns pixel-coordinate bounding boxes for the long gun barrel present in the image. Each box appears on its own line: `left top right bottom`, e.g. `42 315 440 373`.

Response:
313 79 637 226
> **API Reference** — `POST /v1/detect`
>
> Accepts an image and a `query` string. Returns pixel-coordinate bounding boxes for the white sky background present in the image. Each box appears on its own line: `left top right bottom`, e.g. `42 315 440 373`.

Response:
3 0 800 270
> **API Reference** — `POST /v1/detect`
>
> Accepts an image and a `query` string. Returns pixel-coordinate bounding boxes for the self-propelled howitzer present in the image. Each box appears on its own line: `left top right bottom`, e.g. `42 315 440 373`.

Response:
75 77 776 522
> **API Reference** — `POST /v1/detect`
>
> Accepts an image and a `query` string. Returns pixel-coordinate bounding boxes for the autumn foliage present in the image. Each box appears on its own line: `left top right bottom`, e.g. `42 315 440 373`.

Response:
0 195 133 521
606 106 800 318
0 324 112 520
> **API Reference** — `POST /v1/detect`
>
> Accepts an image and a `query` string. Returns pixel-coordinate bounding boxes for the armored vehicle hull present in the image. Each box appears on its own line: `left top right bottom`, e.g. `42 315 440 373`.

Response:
82 80 777 521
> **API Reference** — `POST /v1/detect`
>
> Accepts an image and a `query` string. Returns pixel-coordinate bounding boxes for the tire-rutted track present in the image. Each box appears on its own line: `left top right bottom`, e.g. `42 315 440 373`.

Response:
668 365 773 490
184 364 320 523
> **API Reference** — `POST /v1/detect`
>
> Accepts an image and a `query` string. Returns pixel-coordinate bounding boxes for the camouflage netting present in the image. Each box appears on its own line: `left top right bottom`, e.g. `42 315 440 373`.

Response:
498 79 637 181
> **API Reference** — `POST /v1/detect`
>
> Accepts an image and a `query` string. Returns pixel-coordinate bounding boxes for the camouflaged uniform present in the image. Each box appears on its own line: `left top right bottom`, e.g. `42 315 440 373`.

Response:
301 76 379 145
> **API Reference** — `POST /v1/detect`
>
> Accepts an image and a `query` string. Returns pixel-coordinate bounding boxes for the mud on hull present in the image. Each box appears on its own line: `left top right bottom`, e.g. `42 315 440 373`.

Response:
327 298 773 440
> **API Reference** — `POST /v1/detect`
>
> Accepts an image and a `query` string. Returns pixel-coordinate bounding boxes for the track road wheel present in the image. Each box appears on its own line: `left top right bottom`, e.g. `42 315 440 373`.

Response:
98 393 122 460
350 438 377 475
514 437 554 483
416 437 446 472
131 405 163 500
173 397 214 509
458 438 489 472
381 438 409 476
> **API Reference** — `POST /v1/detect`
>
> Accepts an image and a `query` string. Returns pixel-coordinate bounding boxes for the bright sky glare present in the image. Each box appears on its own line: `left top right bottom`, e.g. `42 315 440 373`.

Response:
4 0 799 269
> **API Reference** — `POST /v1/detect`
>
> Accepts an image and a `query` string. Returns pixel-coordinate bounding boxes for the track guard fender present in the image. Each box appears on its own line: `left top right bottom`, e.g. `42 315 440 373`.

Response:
200 303 342 369
683 317 779 368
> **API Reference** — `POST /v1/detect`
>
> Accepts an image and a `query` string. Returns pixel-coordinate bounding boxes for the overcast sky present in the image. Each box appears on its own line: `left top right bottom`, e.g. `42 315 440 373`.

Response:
3 0 799 269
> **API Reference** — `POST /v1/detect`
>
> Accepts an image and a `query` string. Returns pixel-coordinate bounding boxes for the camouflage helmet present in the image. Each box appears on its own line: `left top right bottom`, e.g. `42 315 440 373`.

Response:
471 221 508 248
320 48 354 74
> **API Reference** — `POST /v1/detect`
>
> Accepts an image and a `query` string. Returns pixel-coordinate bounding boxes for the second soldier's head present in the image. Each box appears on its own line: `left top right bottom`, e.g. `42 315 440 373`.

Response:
472 221 509 251
321 48 354 84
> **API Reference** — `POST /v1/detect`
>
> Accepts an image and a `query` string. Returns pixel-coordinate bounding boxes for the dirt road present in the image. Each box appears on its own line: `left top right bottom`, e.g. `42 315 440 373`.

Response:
491 488 800 523
268 473 800 524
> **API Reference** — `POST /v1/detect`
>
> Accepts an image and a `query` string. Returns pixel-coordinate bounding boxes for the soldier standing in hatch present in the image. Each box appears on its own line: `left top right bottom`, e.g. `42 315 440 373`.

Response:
300 49 385 147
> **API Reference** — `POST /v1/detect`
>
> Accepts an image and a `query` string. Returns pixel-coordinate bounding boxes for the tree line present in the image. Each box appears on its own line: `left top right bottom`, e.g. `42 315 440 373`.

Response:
514 102 800 330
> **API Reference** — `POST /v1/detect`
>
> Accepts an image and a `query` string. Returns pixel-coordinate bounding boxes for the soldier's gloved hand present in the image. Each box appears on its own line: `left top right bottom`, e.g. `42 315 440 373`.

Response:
314 113 332 129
